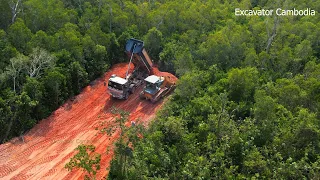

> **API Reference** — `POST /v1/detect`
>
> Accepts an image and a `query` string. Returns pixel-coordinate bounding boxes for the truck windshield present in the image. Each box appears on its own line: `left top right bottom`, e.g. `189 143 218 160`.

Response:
145 82 155 89
108 81 123 90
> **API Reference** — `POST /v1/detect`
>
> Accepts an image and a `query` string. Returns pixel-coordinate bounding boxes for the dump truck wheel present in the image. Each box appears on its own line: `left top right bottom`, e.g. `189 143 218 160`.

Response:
124 92 129 100
151 98 156 103
151 95 160 103
139 91 145 99
130 86 136 94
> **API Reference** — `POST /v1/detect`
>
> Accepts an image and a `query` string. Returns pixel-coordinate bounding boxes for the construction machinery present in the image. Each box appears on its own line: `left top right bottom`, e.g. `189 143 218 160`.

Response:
108 38 153 99
139 75 176 103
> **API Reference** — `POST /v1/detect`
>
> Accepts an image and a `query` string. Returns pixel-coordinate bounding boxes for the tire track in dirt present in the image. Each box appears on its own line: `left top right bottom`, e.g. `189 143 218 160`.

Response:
0 63 177 179
9 78 112 179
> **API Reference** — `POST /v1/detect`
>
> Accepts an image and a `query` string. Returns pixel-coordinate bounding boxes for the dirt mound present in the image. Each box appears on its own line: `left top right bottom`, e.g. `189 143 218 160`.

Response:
0 63 177 179
152 67 178 82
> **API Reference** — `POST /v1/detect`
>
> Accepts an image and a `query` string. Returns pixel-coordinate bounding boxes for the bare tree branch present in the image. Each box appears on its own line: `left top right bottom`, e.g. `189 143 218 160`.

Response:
9 0 22 24
27 47 55 78
265 15 280 54
6 54 28 92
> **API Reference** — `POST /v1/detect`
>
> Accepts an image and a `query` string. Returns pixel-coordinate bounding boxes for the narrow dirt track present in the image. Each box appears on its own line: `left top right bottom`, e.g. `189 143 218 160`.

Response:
0 63 177 180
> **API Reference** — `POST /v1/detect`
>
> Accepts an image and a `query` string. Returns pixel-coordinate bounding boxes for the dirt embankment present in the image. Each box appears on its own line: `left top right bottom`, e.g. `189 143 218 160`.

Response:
0 63 177 180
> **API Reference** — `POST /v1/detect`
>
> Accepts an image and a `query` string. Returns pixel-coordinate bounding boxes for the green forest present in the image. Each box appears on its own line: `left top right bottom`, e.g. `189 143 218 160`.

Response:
0 0 319 178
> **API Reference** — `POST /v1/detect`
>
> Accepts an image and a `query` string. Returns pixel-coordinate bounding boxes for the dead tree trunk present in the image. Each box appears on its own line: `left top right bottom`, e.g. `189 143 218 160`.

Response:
98 0 102 17
9 0 22 24
265 16 280 54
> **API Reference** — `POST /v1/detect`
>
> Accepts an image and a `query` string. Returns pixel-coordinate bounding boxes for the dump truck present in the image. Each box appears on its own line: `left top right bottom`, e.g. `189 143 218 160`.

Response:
139 75 176 103
108 38 153 99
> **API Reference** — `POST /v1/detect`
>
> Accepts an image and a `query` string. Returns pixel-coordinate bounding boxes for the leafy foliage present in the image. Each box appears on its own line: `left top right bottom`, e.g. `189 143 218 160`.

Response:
106 0 320 179
100 107 145 179
0 0 319 179
65 144 101 180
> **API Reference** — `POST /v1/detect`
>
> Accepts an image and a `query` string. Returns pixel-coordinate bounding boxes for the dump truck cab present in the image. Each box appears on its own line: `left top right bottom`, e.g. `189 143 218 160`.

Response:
108 74 134 99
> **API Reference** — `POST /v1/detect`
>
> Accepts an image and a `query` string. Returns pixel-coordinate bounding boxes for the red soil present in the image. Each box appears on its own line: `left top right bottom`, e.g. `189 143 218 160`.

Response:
0 63 177 180
152 67 178 82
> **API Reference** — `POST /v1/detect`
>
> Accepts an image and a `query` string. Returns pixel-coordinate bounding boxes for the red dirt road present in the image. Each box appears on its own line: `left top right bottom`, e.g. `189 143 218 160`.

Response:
0 63 177 180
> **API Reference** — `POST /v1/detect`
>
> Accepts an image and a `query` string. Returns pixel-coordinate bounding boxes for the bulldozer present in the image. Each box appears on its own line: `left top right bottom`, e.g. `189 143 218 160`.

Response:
107 38 153 99
139 75 176 103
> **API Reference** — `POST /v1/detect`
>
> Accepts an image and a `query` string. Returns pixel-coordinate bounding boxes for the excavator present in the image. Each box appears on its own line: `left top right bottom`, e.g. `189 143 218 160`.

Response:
107 38 153 99
139 75 176 103
108 38 176 102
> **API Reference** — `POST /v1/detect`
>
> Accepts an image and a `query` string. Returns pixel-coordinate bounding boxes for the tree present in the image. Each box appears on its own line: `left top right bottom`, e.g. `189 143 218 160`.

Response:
69 61 88 95
27 47 55 78
265 16 279 54
173 48 194 76
6 53 28 92
253 90 278 146
23 77 45 119
294 39 313 62
227 67 259 103
107 107 130 179
1 91 37 143
65 144 101 180
243 146 267 176
174 70 210 101
158 41 178 73
28 30 55 52
107 107 145 179
0 97 13 143
42 69 67 110
23 0 72 32
54 23 82 59
9 0 22 24
143 27 163 61
82 35 109 80
0 29 18 72
271 78 304 112
78 2 97 32
7 18 33 53
0 0 12 29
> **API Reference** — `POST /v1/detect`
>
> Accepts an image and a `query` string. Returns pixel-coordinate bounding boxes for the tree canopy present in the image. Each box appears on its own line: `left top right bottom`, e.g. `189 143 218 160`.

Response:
0 0 319 178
